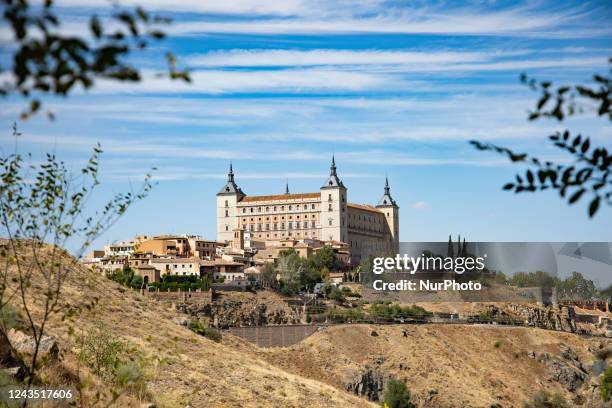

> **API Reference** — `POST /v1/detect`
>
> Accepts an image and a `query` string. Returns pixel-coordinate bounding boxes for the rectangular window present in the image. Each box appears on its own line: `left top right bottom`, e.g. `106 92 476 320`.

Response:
288 222 292 229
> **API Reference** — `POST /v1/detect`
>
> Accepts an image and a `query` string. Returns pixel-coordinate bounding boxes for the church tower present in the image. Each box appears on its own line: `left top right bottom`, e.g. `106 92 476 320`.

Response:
376 177 399 253
216 163 245 244
320 156 348 243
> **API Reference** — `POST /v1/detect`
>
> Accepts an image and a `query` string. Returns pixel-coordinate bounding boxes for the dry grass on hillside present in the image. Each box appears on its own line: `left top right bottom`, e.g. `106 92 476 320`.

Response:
253 324 606 407
3 249 373 408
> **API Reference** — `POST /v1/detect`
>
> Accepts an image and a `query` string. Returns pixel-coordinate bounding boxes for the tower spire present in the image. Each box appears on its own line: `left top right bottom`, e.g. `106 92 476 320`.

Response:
321 155 344 188
228 162 234 182
376 175 397 207
285 179 290 194
217 161 244 197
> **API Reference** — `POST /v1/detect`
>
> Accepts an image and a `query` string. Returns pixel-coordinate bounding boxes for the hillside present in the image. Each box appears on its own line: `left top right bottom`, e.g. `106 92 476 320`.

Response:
2 246 610 407
252 324 606 407
1 248 373 408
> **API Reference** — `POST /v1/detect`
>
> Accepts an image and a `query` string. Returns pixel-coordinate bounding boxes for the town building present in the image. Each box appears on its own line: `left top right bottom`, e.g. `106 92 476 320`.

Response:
216 158 399 265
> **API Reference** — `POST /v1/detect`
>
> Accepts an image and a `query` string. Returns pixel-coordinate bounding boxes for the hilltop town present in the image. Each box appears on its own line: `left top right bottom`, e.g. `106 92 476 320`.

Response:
83 158 398 292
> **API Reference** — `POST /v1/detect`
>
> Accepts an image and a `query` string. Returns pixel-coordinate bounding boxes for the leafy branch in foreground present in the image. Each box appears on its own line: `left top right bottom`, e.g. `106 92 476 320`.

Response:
0 123 155 402
1 0 190 120
520 58 611 121
471 130 612 217
471 60 611 217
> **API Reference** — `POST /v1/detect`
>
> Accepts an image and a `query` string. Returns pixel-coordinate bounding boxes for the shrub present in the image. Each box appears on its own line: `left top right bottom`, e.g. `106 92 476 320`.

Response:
188 319 222 342
493 341 501 349
328 308 364 323
130 275 143 290
602 366 612 402
371 303 432 320
525 389 569 408
383 379 416 408
329 287 346 303
115 360 147 398
203 327 222 343
188 319 206 335
79 325 125 382
0 303 24 331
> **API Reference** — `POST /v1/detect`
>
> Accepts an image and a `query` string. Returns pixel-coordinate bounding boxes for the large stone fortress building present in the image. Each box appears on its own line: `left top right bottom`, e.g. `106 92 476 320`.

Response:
216 158 399 264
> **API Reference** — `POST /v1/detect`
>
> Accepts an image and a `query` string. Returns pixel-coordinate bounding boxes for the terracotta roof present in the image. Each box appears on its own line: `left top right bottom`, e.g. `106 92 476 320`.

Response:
347 202 383 214
240 192 320 203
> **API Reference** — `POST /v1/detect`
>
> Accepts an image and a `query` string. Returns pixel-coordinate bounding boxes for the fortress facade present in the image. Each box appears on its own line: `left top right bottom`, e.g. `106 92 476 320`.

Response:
216 158 399 265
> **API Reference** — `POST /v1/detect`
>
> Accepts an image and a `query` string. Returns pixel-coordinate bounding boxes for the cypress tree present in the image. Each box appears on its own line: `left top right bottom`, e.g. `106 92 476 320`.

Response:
456 234 461 257
447 235 454 258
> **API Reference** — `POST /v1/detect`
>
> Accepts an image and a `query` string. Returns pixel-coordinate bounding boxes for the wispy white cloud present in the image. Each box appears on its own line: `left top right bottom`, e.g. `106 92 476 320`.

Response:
187 49 499 67
91 69 406 94
411 201 428 210
162 6 610 38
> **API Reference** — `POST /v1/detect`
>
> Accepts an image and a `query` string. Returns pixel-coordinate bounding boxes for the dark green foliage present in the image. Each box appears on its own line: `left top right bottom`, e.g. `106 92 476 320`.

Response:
506 271 599 301
108 267 136 287
130 275 143 290
308 246 342 272
147 274 210 292
555 271 597 300
507 271 557 288
472 61 611 218
260 262 277 288
493 271 507 284
327 308 364 323
447 235 454 258
383 379 416 408
1 0 190 120
328 287 346 303
602 366 612 402
188 319 222 343
371 302 432 319
276 246 341 294
524 389 569 408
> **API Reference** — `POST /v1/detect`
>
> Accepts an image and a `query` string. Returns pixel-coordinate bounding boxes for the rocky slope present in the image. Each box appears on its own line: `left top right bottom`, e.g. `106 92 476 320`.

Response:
250 324 611 407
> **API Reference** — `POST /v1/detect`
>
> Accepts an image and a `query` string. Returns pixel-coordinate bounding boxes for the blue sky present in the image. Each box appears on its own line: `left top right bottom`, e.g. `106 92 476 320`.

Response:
1 0 611 249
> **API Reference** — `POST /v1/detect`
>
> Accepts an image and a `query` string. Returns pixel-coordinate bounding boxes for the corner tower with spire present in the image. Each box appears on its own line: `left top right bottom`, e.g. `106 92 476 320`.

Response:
376 176 400 252
320 155 348 243
216 163 246 244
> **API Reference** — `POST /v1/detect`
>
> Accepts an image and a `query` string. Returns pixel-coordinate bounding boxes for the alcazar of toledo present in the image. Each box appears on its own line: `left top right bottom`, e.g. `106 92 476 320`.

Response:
216 157 399 265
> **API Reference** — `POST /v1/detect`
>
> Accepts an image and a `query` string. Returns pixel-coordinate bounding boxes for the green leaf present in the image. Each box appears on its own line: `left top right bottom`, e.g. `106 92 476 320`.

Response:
588 196 601 217
568 188 585 204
